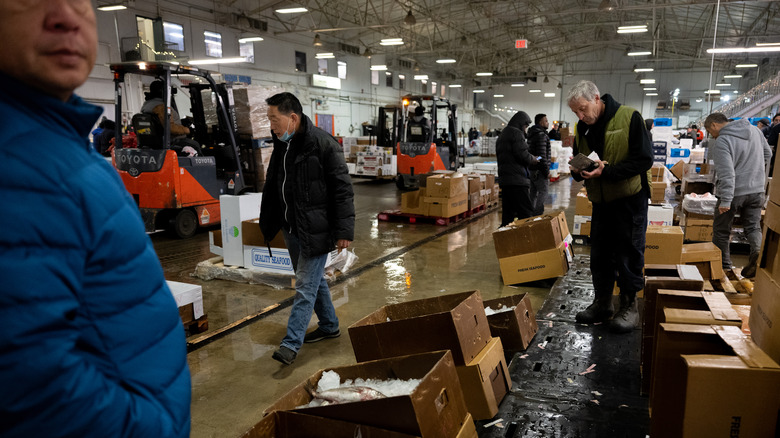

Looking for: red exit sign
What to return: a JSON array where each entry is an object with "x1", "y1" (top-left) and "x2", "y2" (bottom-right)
[{"x1": 515, "y1": 39, "x2": 528, "y2": 49}]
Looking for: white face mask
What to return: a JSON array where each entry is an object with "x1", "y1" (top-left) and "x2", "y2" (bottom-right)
[{"x1": 279, "y1": 118, "x2": 293, "y2": 142}]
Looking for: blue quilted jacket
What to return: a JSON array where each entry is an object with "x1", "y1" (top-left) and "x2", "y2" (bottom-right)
[{"x1": 0, "y1": 73, "x2": 191, "y2": 437}]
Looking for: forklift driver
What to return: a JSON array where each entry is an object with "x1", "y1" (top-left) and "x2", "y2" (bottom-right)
[
  {"x1": 406, "y1": 105, "x2": 430, "y2": 142},
  {"x1": 141, "y1": 80, "x2": 201, "y2": 155}
]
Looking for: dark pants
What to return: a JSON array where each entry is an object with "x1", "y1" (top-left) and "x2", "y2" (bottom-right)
[
  {"x1": 590, "y1": 191, "x2": 649, "y2": 300},
  {"x1": 530, "y1": 171, "x2": 549, "y2": 216},
  {"x1": 713, "y1": 192, "x2": 763, "y2": 269},
  {"x1": 501, "y1": 185, "x2": 534, "y2": 226}
]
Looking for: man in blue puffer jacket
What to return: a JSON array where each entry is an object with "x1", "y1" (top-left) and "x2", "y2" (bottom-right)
[{"x1": 0, "y1": 2, "x2": 191, "y2": 437}]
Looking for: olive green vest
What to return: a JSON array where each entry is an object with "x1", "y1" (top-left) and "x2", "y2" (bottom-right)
[{"x1": 575, "y1": 105, "x2": 650, "y2": 203}]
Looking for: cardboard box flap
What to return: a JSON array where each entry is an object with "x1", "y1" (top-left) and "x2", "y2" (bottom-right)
[
  {"x1": 385, "y1": 291, "x2": 481, "y2": 320},
  {"x1": 659, "y1": 322, "x2": 718, "y2": 335},
  {"x1": 468, "y1": 337, "x2": 506, "y2": 382},
  {"x1": 680, "y1": 242, "x2": 721, "y2": 262},
  {"x1": 677, "y1": 264, "x2": 704, "y2": 281},
  {"x1": 663, "y1": 308, "x2": 741, "y2": 326},
  {"x1": 701, "y1": 291, "x2": 740, "y2": 321},
  {"x1": 658, "y1": 289, "x2": 705, "y2": 299},
  {"x1": 714, "y1": 325, "x2": 780, "y2": 369}
]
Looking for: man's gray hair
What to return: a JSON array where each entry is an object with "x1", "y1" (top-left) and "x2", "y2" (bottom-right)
[{"x1": 567, "y1": 80, "x2": 600, "y2": 104}]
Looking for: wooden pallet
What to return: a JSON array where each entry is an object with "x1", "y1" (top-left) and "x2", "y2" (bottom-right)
[
  {"x1": 377, "y1": 204, "x2": 489, "y2": 225},
  {"x1": 183, "y1": 314, "x2": 209, "y2": 336}
]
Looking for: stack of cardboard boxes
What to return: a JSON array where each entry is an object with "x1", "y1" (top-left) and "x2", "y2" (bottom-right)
[
  {"x1": 246, "y1": 288, "x2": 541, "y2": 436},
  {"x1": 650, "y1": 164, "x2": 667, "y2": 204},
  {"x1": 572, "y1": 188, "x2": 592, "y2": 238},
  {"x1": 492, "y1": 211, "x2": 572, "y2": 285},
  {"x1": 400, "y1": 173, "x2": 495, "y2": 218}
]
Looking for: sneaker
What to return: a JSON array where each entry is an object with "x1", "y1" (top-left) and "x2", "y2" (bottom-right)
[
  {"x1": 272, "y1": 346, "x2": 297, "y2": 365},
  {"x1": 575, "y1": 298, "x2": 614, "y2": 324},
  {"x1": 609, "y1": 294, "x2": 639, "y2": 334},
  {"x1": 741, "y1": 253, "x2": 759, "y2": 278},
  {"x1": 304, "y1": 328, "x2": 341, "y2": 343}
]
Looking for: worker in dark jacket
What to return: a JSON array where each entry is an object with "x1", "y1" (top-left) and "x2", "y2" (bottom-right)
[
  {"x1": 567, "y1": 80, "x2": 653, "y2": 334},
  {"x1": 527, "y1": 113, "x2": 551, "y2": 216},
  {"x1": 0, "y1": 1, "x2": 191, "y2": 436},
  {"x1": 496, "y1": 111, "x2": 539, "y2": 226},
  {"x1": 260, "y1": 92, "x2": 355, "y2": 365}
]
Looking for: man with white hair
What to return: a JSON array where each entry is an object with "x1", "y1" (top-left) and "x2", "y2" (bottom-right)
[{"x1": 567, "y1": 80, "x2": 653, "y2": 334}]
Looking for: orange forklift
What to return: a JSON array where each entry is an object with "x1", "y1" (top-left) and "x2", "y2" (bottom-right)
[
  {"x1": 111, "y1": 62, "x2": 257, "y2": 238},
  {"x1": 395, "y1": 94, "x2": 458, "y2": 189}
]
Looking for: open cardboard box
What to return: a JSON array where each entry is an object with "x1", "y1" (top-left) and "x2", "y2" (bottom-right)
[
  {"x1": 640, "y1": 264, "x2": 704, "y2": 395},
  {"x1": 680, "y1": 242, "x2": 724, "y2": 280},
  {"x1": 455, "y1": 337, "x2": 511, "y2": 420},
  {"x1": 650, "y1": 324, "x2": 780, "y2": 438},
  {"x1": 483, "y1": 293, "x2": 538, "y2": 351},
  {"x1": 348, "y1": 291, "x2": 492, "y2": 365},
  {"x1": 239, "y1": 411, "x2": 419, "y2": 438},
  {"x1": 264, "y1": 351, "x2": 469, "y2": 438},
  {"x1": 493, "y1": 212, "x2": 565, "y2": 258}
]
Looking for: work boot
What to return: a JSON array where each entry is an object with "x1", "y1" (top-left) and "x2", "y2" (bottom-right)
[
  {"x1": 272, "y1": 346, "x2": 297, "y2": 365},
  {"x1": 575, "y1": 296, "x2": 614, "y2": 324},
  {"x1": 610, "y1": 294, "x2": 639, "y2": 334},
  {"x1": 741, "y1": 252, "x2": 759, "y2": 278}
]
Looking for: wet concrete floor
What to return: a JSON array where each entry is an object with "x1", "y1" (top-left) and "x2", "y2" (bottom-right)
[{"x1": 149, "y1": 168, "x2": 744, "y2": 438}]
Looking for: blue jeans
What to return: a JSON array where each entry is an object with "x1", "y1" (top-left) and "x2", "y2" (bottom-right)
[
  {"x1": 713, "y1": 192, "x2": 764, "y2": 269},
  {"x1": 280, "y1": 231, "x2": 339, "y2": 352}
]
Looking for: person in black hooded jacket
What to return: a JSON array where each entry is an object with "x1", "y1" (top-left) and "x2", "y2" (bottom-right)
[
  {"x1": 260, "y1": 92, "x2": 355, "y2": 365},
  {"x1": 527, "y1": 113, "x2": 551, "y2": 216},
  {"x1": 496, "y1": 111, "x2": 539, "y2": 226}
]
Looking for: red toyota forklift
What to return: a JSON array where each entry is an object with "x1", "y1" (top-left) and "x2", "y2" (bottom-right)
[
  {"x1": 396, "y1": 95, "x2": 458, "y2": 189},
  {"x1": 111, "y1": 62, "x2": 256, "y2": 238}
]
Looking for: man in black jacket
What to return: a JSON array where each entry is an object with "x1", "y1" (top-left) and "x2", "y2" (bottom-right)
[
  {"x1": 527, "y1": 114, "x2": 551, "y2": 216},
  {"x1": 260, "y1": 93, "x2": 355, "y2": 365},
  {"x1": 497, "y1": 111, "x2": 538, "y2": 226}
]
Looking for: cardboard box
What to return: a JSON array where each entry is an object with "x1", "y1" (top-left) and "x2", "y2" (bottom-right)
[
  {"x1": 455, "y1": 414, "x2": 477, "y2": 438},
  {"x1": 574, "y1": 190, "x2": 593, "y2": 216},
  {"x1": 684, "y1": 223, "x2": 713, "y2": 242},
  {"x1": 348, "y1": 291, "x2": 492, "y2": 365},
  {"x1": 167, "y1": 280, "x2": 204, "y2": 321},
  {"x1": 220, "y1": 193, "x2": 263, "y2": 267},
  {"x1": 264, "y1": 351, "x2": 469, "y2": 438},
  {"x1": 759, "y1": 200, "x2": 780, "y2": 281},
  {"x1": 424, "y1": 193, "x2": 468, "y2": 218},
  {"x1": 243, "y1": 246, "x2": 295, "y2": 275},
  {"x1": 651, "y1": 324, "x2": 780, "y2": 438},
  {"x1": 455, "y1": 337, "x2": 511, "y2": 420},
  {"x1": 645, "y1": 226, "x2": 684, "y2": 265},
  {"x1": 483, "y1": 293, "x2": 538, "y2": 351},
  {"x1": 572, "y1": 215, "x2": 591, "y2": 236},
  {"x1": 466, "y1": 176, "x2": 482, "y2": 195},
  {"x1": 468, "y1": 192, "x2": 484, "y2": 210},
  {"x1": 551, "y1": 210, "x2": 570, "y2": 240},
  {"x1": 751, "y1": 269, "x2": 780, "y2": 364},
  {"x1": 641, "y1": 265, "x2": 704, "y2": 395},
  {"x1": 401, "y1": 188, "x2": 429, "y2": 216},
  {"x1": 770, "y1": 174, "x2": 780, "y2": 206},
  {"x1": 647, "y1": 204, "x2": 674, "y2": 226},
  {"x1": 493, "y1": 213, "x2": 564, "y2": 258},
  {"x1": 682, "y1": 179, "x2": 714, "y2": 196},
  {"x1": 670, "y1": 160, "x2": 684, "y2": 180},
  {"x1": 426, "y1": 174, "x2": 468, "y2": 198},
  {"x1": 497, "y1": 241, "x2": 571, "y2": 285},
  {"x1": 651, "y1": 164, "x2": 666, "y2": 181},
  {"x1": 240, "y1": 411, "x2": 418, "y2": 438},
  {"x1": 680, "y1": 242, "x2": 724, "y2": 280}
]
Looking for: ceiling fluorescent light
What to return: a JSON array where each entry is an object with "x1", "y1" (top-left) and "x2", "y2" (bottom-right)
[
  {"x1": 436, "y1": 59, "x2": 457, "y2": 64},
  {"x1": 735, "y1": 64, "x2": 758, "y2": 68},
  {"x1": 97, "y1": 4, "x2": 127, "y2": 11},
  {"x1": 618, "y1": 25, "x2": 647, "y2": 30},
  {"x1": 239, "y1": 37, "x2": 264, "y2": 43},
  {"x1": 707, "y1": 47, "x2": 780, "y2": 54},
  {"x1": 724, "y1": 74, "x2": 742, "y2": 78},
  {"x1": 473, "y1": 89, "x2": 485, "y2": 93},
  {"x1": 544, "y1": 93, "x2": 556, "y2": 97},
  {"x1": 529, "y1": 89, "x2": 541, "y2": 93},
  {"x1": 476, "y1": 72, "x2": 493, "y2": 76},
  {"x1": 380, "y1": 39, "x2": 404, "y2": 46},
  {"x1": 449, "y1": 84, "x2": 462, "y2": 88},
  {"x1": 715, "y1": 83, "x2": 731, "y2": 87},
  {"x1": 756, "y1": 42, "x2": 780, "y2": 47},
  {"x1": 644, "y1": 87, "x2": 657, "y2": 91},
  {"x1": 370, "y1": 65, "x2": 387, "y2": 70},
  {"x1": 627, "y1": 51, "x2": 652, "y2": 56},
  {"x1": 381, "y1": 38, "x2": 403, "y2": 43},
  {"x1": 639, "y1": 79, "x2": 655, "y2": 84},
  {"x1": 646, "y1": 93, "x2": 658, "y2": 96},
  {"x1": 189, "y1": 57, "x2": 247, "y2": 65},
  {"x1": 316, "y1": 53, "x2": 335, "y2": 59},
  {"x1": 634, "y1": 68, "x2": 654, "y2": 72},
  {"x1": 705, "y1": 89, "x2": 721, "y2": 94},
  {"x1": 511, "y1": 83, "x2": 525, "y2": 87},
  {"x1": 413, "y1": 75, "x2": 428, "y2": 80},
  {"x1": 617, "y1": 26, "x2": 648, "y2": 34},
  {"x1": 276, "y1": 7, "x2": 308, "y2": 13},
  {"x1": 494, "y1": 94, "x2": 504, "y2": 97}
]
